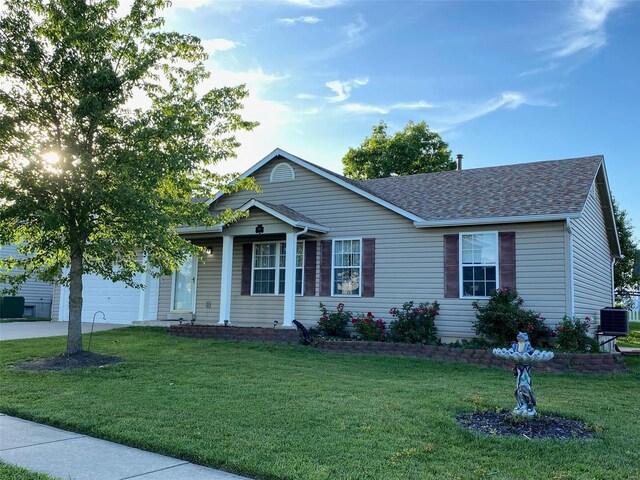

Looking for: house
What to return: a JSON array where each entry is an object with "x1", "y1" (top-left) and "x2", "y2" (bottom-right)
[
  {"x1": 1, "y1": 244, "x2": 54, "y2": 318},
  {"x1": 150, "y1": 148, "x2": 620, "y2": 340}
]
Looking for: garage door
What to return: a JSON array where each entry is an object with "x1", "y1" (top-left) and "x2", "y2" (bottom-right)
[{"x1": 58, "y1": 273, "x2": 159, "y2": 324}]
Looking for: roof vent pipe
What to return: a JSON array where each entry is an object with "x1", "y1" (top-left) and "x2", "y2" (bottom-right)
[{"x1": 456, "y1": 154, "x2": 463, "y2": 171}]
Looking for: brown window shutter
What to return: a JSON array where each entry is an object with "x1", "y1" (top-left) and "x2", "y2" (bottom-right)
[
  {"x1": 304, "y1": 240, "x2": 317, "y2": 296},
  {"x1": 362, "y1": 238, "x2": 375, "y2": 297},
  {"x1": 319, "y1": 240, "x2": 332, "y2": 296},
  {"x1": 499, "y1": 231, "x2": 516, "y2": 291},
  {"x1": 241, "y1": 243, "x2": 252, "y2": 296},
  {"x1": 443, "y1": 234, "x2": 459, "y2": 298}
]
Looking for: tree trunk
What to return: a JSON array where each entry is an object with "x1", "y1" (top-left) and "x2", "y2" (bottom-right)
[{"x1": 67, "y1": 247, "x2": 84, "y2": 355}]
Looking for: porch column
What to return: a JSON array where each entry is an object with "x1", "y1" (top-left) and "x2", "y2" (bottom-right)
[
  {"x1": 283, "y1": 231, "x2": 297, "y2": 327},
  {"x1": 219, "y1": 235, "x2": 233, "y2": 324}
]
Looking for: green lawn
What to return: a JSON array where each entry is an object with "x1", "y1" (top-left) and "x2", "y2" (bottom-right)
[
  {"x1": 618, "y1": 321, "x2": 640, "y2": 348},
  {"x1": 0, "y1": 462, "x2": 57, "y2": 480},
  {"x1": 1, "y1": 328, "x2": 639, "y2": 480}
]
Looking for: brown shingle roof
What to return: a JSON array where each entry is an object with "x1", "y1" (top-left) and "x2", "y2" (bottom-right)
[
  {"x1": 258, "y1": 201, "x2": 325, "y2": 227},
  {"x1": 357, "y1": 156, "x2": 603, "y2": 221}
]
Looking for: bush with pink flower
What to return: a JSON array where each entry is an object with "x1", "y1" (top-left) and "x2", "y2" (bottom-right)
[
  {"x1": 318, "y1": 302, "x2": 351, "y2": 337},
  {"x1": 555, "y1": 315, "x2": 600, "y2": 352},
  {"x1": 388, "y1": 301, "x2": 439, "y2": 344},
  {"x1": 351, "y1": 312, "x2": 386, "y2": 341}
]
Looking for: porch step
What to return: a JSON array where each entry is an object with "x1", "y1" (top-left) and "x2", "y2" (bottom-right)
[{"x1": 168, "y1": 324, "x2": 300, "y2": 343}]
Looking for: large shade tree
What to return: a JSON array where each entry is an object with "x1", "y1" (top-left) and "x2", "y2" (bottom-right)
[
  {"x1": 342, "y1": 120, "x2": 455, "y2": 180},
  {"x1": 0, "y1": 0, "x2": 256, "y2": 354},
  {"x1": 612, "y1": 198, "x2": 639, "y2": 305}
]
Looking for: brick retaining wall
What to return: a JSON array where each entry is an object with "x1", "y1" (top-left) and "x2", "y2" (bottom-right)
[{"x1": 168, "y1": 325, "x2": 628, "y2": 375}]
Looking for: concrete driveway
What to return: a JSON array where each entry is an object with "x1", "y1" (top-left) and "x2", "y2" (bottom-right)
[{"x1": 0, "y1": 321, "x2": 127, "y2": 341}]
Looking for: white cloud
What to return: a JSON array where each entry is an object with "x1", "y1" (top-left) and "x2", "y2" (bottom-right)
[
  {"x1": 281, "y1": 0, "x2": 344, "y2": 7},
  {"x1": 343, "y1": 14, "x2": 367, "y2": 38},
  {"x1": 200, "y1": 38, "x2": 238, "y2": 57},
  {"x1": 277, "y1": 16, "x2": 321, "y2": 26},
  {"x1": 325, "y1": 77, "x2": 368, "y2": 102},
  {"x1": 547, "y1": 0, "x2": 622, "y2": 58},
  {"x1": 296, "y1": 93, "x2": 318, "y2": 100},
  {"x1": 340, "y1": 100, "x2": 434, "y2": 115}
]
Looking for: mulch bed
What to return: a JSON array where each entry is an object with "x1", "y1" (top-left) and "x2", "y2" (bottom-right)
[
  {"x1": 16, "y1": 351, "x2": 122, "y2": 372},
  {"x1": 456, "y1": 410, "x2": 595, "y2": 440}
]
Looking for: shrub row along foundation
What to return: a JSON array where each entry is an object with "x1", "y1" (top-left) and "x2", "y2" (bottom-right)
[{"x1": 168, "y1": 325, "x2": 628, "y2": 375}]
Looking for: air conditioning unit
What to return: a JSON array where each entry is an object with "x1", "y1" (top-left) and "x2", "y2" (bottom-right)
[{"x1": 599, "y1": 308, "x2": 628, "y2": 336}]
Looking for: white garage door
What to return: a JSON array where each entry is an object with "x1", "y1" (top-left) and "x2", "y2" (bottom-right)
[{"x1": 58, "y1": 273, "x2": 159, "y2": 324}]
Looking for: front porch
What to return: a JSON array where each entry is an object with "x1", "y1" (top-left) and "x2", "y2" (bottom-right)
[{"x1": 168, "y1": 199, "x2": 328, "y2": 328}]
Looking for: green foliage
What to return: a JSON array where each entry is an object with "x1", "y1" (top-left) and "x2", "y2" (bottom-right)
[
  {"x1": 318, "y1": 302, "x2": 351, "y2": 337},
  {"x1": 612, "y1": 198, "x2": 640, "y2": 305},
  {"x1": 472, "y1": 288, "x2": 550, "y2": 347},
  {"x1": 341, "y1": 120, "x2": 455, "y2": 180},
  {"x1": 351, "y1": 311, "x2": 386, "y2": 341},
  {"x1": 0, "y1": 462, "x2": 57, "y2": 480},
  {"x1": 388, "y1": 301, "x2": 439, "y2": 344},
  {"x1": 618, "y1": 321, "x2": 640, "y2": 348},
  {"x1": 555, "y1": 316, "x2": 600, "y2": 353},
  {"x1": 0, "y1": 0, "x2": 257, "y2": 352}
]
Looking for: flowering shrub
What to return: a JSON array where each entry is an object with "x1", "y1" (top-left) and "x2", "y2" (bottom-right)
[
  {"x1": 555, "y1": 316, "x2": 600, "y2": 352},
  {"x1": 472, "y1": 288, "x2": 550, "y2": 347},
  {"x1": 352, "y1": 312, "x2": 386, "y2": 341},
  {"x1": 318, "y1": 302, "x2": 351, "y2": 337},
  {"x1": 388, "y1": 301, "x2": 439, "y2": 344}
]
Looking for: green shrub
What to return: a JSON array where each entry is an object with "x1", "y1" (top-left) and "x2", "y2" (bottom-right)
[
  {"x1": 472, "y1": 288, "x2": 550, "y2": 347},
  {"x1": 389, "y1": 301, "x2": 439, "y2": 344},
  {"x1": 318, "y1": 302, "x2": 351, "y2": 337},
  {"x1": 555, "y1": 316, "x2": 600, "y2": 352},
  {"x1": 351, "y1": 312, "x2": 386, "y2": 341}
]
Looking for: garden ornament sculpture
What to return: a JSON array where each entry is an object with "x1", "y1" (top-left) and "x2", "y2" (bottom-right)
[{"x1": 492, "y1": 332, "x2": 554, "y2": 416}]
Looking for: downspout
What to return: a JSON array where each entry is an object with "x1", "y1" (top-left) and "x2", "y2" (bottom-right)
[
  {"x1": 565, "y1": 218, "x2": 575, "y2": 316},
  {"x1": 611, "y1": 257, "x2": 616, "y2": 306}
]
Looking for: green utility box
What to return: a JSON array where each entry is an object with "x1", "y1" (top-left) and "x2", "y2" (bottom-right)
[{"x1": 0, "y1": 296, "x2": 25, "y2": 318}]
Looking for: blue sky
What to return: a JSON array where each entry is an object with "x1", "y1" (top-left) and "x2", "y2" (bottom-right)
[{"x1": 160, "y1": 0, "x2": 639, "y2": 238}]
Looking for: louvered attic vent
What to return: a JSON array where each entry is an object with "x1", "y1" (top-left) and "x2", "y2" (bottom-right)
[{"x1": 270, "y1": 163, "x2": 295, "y2": 182}]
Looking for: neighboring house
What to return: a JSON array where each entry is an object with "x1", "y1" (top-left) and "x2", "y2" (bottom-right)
[
  {"x1": 0, "y1": 244, "x2": 54, "y2": 318},
  {"x1": 153, "y1": 148, "x2": 620, "y2": 340}
]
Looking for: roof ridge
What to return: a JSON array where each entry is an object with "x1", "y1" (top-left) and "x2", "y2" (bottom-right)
[{"x1": 361, "y1": 155, "x2": 604, "y2": 184}]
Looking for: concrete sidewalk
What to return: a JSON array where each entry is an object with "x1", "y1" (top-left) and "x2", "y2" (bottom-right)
[
  {"x1": 0, "y1": 415, "x2": 250, "y2": 480},
  {"x1": 0, "y1": 321, "x2": 126, "y2": 341}
]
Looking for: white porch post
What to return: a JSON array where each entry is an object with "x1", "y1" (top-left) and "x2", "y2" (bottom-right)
[
  {"x1": 283, "y1": 231, "x2": 297, "y2": 327},
  {"x1": 219, "y1": 235, "x2": 234, "y2": 324}
]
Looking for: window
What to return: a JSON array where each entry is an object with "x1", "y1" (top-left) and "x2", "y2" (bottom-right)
[
  {"x1": 332, "y1": 239, "x2": 361, "y2": 296},
  {"x1": 252, "y1": 242, "x2": 303, "y2": 295},
  {"x1": 460, "y1": 233, "x2": 498, "y2": 298},
  {"x1": 172, "y1": 255, "x2": 196, "y2": 312}
]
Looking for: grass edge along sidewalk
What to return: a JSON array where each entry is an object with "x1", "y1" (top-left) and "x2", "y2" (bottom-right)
[{"x1": 1, "y1": 327, "x2": 639, "y2": 480}]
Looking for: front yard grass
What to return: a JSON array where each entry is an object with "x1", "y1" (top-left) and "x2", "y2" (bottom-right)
[
  {"x1": 1, "y1": 328, "x2": 639, "y2": 480},
  {"x1": 618, "y1": 321, "x2": 640, "y2": 348},
  {"x1": 0, "y1": 462, "x2": 57, "y2": 480}
]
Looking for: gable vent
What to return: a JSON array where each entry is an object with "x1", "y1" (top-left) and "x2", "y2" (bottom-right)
[{"x1": 270, "y1": 163, "x2": 295, "y2": 183}]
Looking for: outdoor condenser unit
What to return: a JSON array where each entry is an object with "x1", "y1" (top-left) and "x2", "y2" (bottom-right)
[{"x1": 599, "y1": 308, "x2": 629, "y2": 336}]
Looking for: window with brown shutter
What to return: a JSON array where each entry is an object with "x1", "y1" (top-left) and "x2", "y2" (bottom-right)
[
  {"x1": 304, "y1": 240, "x2": 317, "y2": 296},
  {"x1": 499, "y1": 231, "x2": 516, "y2": 291},
  {"x1": 443, "y1": 234, "x2": 459, "y2": 298},
  {"x1": 319, "y1": 240, "x2": 332, "y2": 296},
  {"x1": 241, "y1": 243, "x2": 252, "y2": 295},
  {"x1": 362, "y1": 238, "x2": 375, "y2": 297}
]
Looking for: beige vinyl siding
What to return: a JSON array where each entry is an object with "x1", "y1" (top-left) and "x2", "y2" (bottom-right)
[
  {"x1": 1, "y1": 244, "x2": 54, "y2": 318},
  {"x1": 154, "y1": 160, "x2": 571, "y2": 339},
  {"x1": 571, "y1": 182, "x2": 613, "y2": 319}
]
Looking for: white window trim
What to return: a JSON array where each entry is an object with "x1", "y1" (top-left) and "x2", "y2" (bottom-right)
[
  {"x1": 331, "y1": 237, "x2": 363, "y2": 297},
  {"x1": 170, "y1": 255, "x2": 198, "y2": 313},
  {"x1": 250, "y1": 241, "x2": 304, "y2": 296},
  {"x1": 459, "y1": 232, "x2": 499, "y2": 300}
]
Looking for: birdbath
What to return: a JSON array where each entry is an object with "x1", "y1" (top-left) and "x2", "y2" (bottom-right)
[{"x1": 492, "y1": 332, "x2": 554, "y2": 416}]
